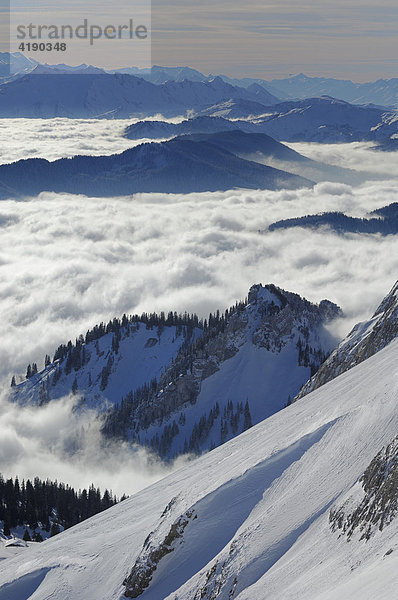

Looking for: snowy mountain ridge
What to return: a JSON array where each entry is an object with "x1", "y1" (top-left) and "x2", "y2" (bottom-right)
[
  {"x1": 11, "y1": 284, "x2": 341, "y2": 459},
  {"x1": 3, "y1": 54, "x2": 398, "y2": 108},
  {"x1": 296, "y1": 279, "x2": 398, "y2": 399},
  {"x1": 0, "y1": 71, "x2": 280, "y2": 118},
  {"x1": 124, "y1": 103, "x2": 397, "y2": 146}
]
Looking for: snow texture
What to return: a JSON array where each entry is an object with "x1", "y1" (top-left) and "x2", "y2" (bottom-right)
[{"x1": 0, "y1": 334, "x2": 397, "y2": 599}]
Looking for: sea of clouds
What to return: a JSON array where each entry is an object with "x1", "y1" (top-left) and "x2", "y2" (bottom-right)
[
  {"x1": 0, "y1": 116, "x2": 181, "y2": 164},
  {"x1": 0, "y1": 119, "x2": 397, "y2": 494}
]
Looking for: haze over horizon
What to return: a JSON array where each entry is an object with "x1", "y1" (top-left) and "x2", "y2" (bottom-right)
[{"x1": 1, "y1": 0, "x2": 398, "y2": 81}]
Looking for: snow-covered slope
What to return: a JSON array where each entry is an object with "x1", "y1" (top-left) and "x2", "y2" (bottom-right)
[
  {"x1": 297, "y1": 279, "x2": 398, "y2": 399},
  {"x1": 250, "y1": 97, "x2": 395, "y2": 142},
  {"x1": 197, "y1": 97, "x2": 397, "y2": 143},
  {"x1": 12, "y1": 319, "x2": 201, "y2": 410},
  {"x1": 0, "y1": 333, "x2": 397, "y2": 599},
  {"x1": 12, "y1": 284, "x2": 340, "y2": 459}
]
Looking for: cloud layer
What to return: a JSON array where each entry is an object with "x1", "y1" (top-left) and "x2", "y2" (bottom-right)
[
  {"x1": 0, "y1": 117, "x2": 181, "y2": 165},
  {"x1": 0, "y1": 126, "x2": 397, "y2": 495},
  {"x1": 288, "y1": 141, "x2": 398, "y2": 178},
  {"x1": 0, "y1": 392, "x2": 183, "y2": 495},
  {"x1": 1, "y1": 179, "x2": 397, "y2": 385}
]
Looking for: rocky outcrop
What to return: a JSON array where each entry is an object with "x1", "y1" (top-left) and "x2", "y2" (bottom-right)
[
  {"x1": 296, "y1": 280, "x2": 398, "y2": 400},
  {"x1": 124, "y1": 502, "x2": 196, "y2": 598},
  {"x1": 330, "y1": 436, "x2": 398, "y2": 541},
  {"x1": 128, "y1": 284, "x2": 340, "y2": 437},
  {"x1": 102, "y1": 283, "x2": 341, "y2": 457}
]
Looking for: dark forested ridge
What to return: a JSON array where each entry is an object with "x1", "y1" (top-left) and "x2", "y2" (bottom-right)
[
  {"x1": 0, "y1": 474, "x2": 121, "y2": 541},
  {"x1": 268, "y1": 203, "x2": 398, "y2": 235},
  {"x1": 0, "y1": 137, "x2": 312, "y2": 199}
]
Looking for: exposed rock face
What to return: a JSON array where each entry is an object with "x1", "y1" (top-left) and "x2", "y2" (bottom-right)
[
  {"x1": 296, "y1": 280, "x2": 398, "y2": 400},
  {"x1": 124, "y1": 500, "x2": 196, "y2": 598},
  {"x1": 154, "y1": 283, "x2": 341, "y2": 414},
  {"x1": 330, "y1": 437, "x2": 398, "y2": 541}
]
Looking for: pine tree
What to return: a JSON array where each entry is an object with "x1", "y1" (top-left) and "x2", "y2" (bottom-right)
[
  {"x1": 3, "y1": 518, "x2": 10, "y2": 537},
  {"x1": 50, "y1": 522, "x2": 60, "y2": 537},
  {"x1": 243, "y1": 400, "x2": 253, "y2": 431},
  {"x1": 23, "y1": 528, "x2": 32, "y2": 542},
  {"x1": 10, "y1": 376, "x2": 16, "y2": 387}
]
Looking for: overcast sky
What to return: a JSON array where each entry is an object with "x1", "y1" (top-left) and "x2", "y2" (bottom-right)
[{"x1": 1, "y1": 0, "x2": 398, "y2": 80}]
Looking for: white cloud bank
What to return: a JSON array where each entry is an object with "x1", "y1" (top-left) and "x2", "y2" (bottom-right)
[
  {"x1": 0, "y1": 117, "x2": 182, "y2": 165},
  {"x1": 0, "y1": 392, "x2": 184, "y2": 495},
  {"x1": 0, "y1": 179, "x2": 397, "y2": 386},
  {"x1": 288, "y1": 141, "x2": 398, "y2": 177},
  {"x1": 0, "y1": 128, "x2": 397, "y2": 495}
]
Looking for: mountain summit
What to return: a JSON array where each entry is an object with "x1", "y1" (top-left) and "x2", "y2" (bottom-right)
[{"x1": 12, "y1": 284, "x2": 341, "y2": 459}]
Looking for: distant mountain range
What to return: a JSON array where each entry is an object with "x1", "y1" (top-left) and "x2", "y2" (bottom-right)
[
  {"x1": 217, "y1": 97, "x2": 393, "y2": 143},
  {"x1": 0, "y1": 132, "x2": 313, "y2": 198},
  {"x1": 0, "y1": 68, "x2": 279, "y2": 118},
  {"x1": 110, "y1": 64, "x2": 398, "y2": 108},
  {"x1": 124, "y1": 99, "x2": 397, "y2": 145},
  {"x1": 0, "y1": 54, "x2": 397, "y2": 131}
]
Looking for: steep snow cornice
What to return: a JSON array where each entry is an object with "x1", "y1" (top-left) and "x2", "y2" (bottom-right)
[{"x1": 296, "y1": 280, "x2": 398, "y2": 400}]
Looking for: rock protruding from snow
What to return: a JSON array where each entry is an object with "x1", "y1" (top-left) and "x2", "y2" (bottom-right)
[
  {"x1": 124, "y1": 500, "x2": 196, "y2": 598},
  {"x1": 330, "y1": 436, "x2": 398, "y2": 541},
  {"x1": 296, "y1": 280, "x2": 398, "y2": 400}
]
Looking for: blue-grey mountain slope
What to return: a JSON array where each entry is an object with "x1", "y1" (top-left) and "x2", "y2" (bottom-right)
[
  {"x1": 0, "y1": 137, "x2": 313, "y2": 199},
  {"x1": 0, "y1": 71, "x2": 279, "y2": 118}
]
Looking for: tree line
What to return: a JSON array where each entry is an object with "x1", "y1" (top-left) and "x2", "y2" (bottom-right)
[{"x1": 0, "y1": 474, "x2": 123, "y2": 540}]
